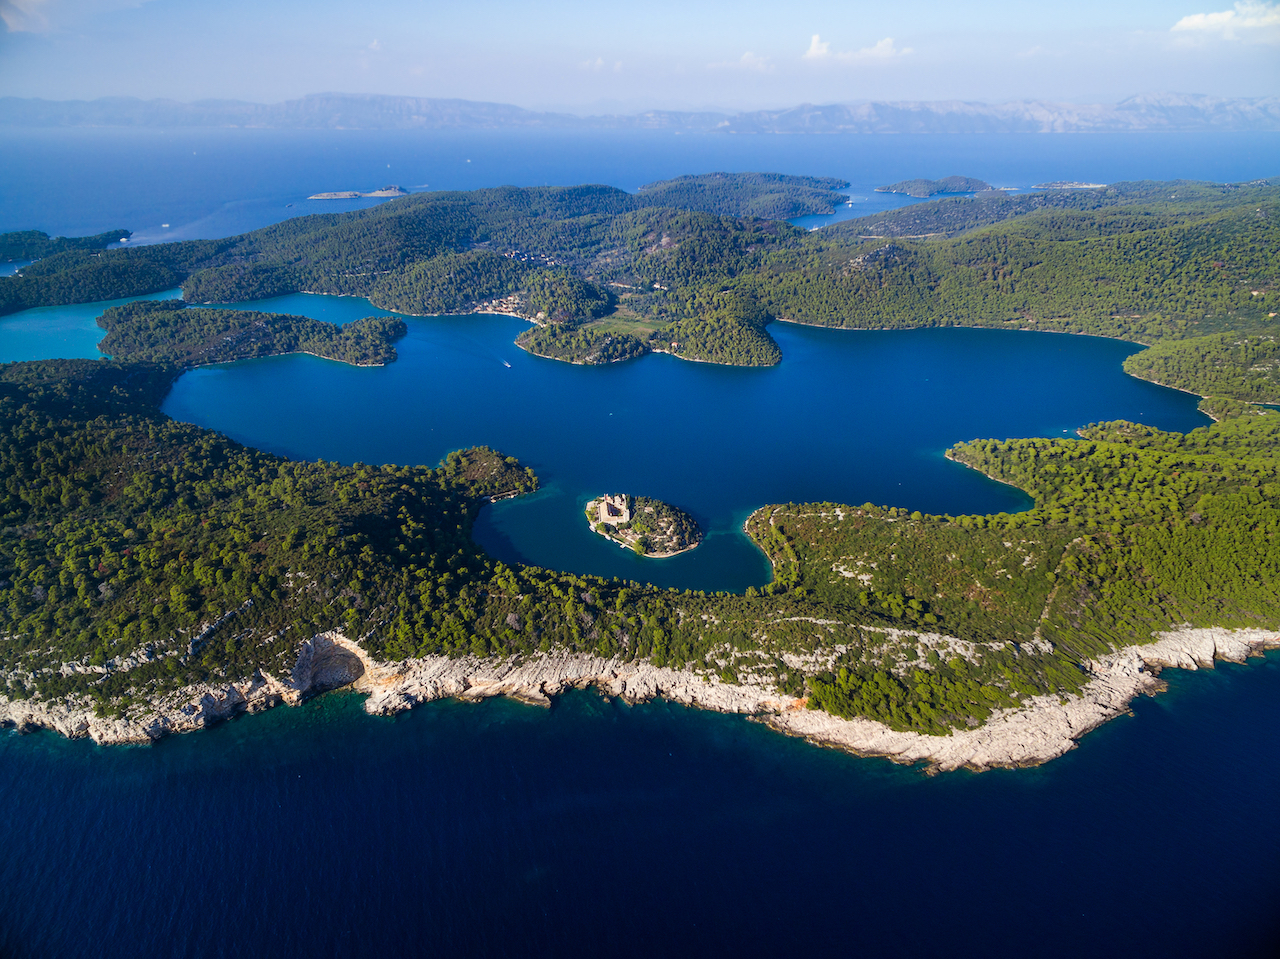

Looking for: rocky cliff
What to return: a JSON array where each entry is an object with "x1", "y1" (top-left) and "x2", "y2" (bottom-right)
[{"x1": 2, "y1": 626, "x2": 1275, "y2": 772}]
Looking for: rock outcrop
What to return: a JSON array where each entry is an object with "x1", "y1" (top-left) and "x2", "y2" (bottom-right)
[{"x1": 1, "y1": 627, "x2": 1276, "y2": 772}]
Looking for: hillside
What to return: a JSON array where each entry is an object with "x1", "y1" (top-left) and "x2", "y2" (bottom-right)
[
  {"x1": 638, "y1": 172, "x2": 850, "y2": 219},
  {"x1": 1, "y1": 173, "x2": 1279, "y2": 754},
  {"x1": 3, "y1": 175, "x2": 1279, "y2": 387}
]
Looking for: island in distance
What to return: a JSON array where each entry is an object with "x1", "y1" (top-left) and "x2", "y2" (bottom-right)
[
  {"x1": 308, "y1": 184, "x2": 409, "y2": 200},
  {"x1": 586, "y1": 494, "x2": 702, "y2": 557},
  {"x1": 876, "y1": 175, "x2": 994, "y2": 197},
  {"x1": 1031, "y1": 180, "x2": 1109, "y2": 189}
]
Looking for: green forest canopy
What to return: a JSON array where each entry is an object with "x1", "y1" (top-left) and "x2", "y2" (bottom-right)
[
  {"x1": 2, "y1": 174, "x2": 1276, "y2": 382},
  {"x1": 1, "y1": 228, "x2": 131, "y2": 263},
  {"x1": 636, "y1": 172, "x2": 850, "y2": 219},
  {"x1": 2, "y1": 354, "x2": 1274, "y2": 735},
  {"x1": 98, "y1": 299, "x2": 407, "y2": 368},
  {"x1": 1, "y1": 173, "x2": 1278, "y2": 737}
]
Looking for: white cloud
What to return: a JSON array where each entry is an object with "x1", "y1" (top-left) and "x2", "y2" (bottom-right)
[
  {"x1": 709, "y1": 51, "x2": 774, "y2": 73},
  {"x1": 1172, "y1": 1, "x2": 1280, "y2": 41},
  {"x1": 367, "y1": 39, "x2": 381, "y2": 53},
  {"x1": 1, "y1": 0, "x2": 49, "y2": 30},
  {"x1": 852, "y1": 37, "x2": 911, "y2": 60},
  {"x1": 803, "y1": 34, "x2": 831, "y2": 60},
  {"x1": 1, "y1": 0, "x2": 155, "y2": 32},
  {"x1": 578, "y1": 57, "x2": 621, "y2": 72},
  {"x1": 802, "y1": 33, "x2": 911, "y2": 63}
]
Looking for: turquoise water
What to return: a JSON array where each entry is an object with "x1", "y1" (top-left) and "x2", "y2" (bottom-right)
[{"x1": 0, "y1": 288, "x2": 182, "y2": 364}]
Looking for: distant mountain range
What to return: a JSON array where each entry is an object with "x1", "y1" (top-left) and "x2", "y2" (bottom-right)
[{"x1": 2, "y1": 92, "x2": 1278, "y2": 133}]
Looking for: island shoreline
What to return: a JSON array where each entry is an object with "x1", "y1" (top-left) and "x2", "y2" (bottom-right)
[{"x1": 584, "y1": 494, "x2": 703, "y2": 557}]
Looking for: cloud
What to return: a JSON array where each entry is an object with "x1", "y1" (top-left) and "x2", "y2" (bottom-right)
[
  {"x1": 367, "y1": 39, "x2": 381, "y2": 53},
  {"x1": 709, "y1": 51, "x2": 774, "y2": 73},
  {"x1": 2, "y1": 0, "x2": 155, "y2": 33},
  {"x1": 803, "y1": 34, "x2": 831, "y2": 60},
  {"x1": 803, "y1": 33, "x2": 912, "y2": 63},
  {"x1": 1, "y1": 0, "x2": 49, "y2": 30},
  {"x1": 852, "y1": 37, "x2": 911, "y2": 60},
  {"x1": 1172, "y1": 1, "x2": 1280, "y2": 41}
]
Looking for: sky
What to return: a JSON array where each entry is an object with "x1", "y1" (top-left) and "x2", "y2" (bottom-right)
[{"x1": 0, "y1": 0, "x2": 1277, "y2": 112}]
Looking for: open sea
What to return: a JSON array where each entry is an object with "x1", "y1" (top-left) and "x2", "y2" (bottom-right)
[{"x1": 1, "y1": 127, "x2": 1278, "y2": 957}]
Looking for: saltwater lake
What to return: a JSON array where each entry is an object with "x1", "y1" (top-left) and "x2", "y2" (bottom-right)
[
  {"x1": 0, "y1": 288, "x2": 1208, "y2": 592},
  {"x1": 164, "y1": 296, "x2": 1210, "y2": 591},
  {"x1": 1, "y1": 128, "x2": 1278, "y2": 957}
]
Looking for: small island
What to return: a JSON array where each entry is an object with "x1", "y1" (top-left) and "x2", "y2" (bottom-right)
[
  {"x1": 875, "y1": 176, "x2": 993, "y2": 197},
  {"x1": 1031, "y1": 181, "x2": 1108, "y2": 190},
  {"x1": 586, "y1": 494, "x2": 702, "y2": 557},
  {"x1": 308, "y1": 185, "x2": 409, "y2": 200}
]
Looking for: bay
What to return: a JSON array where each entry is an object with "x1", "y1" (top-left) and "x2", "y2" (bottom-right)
[{"x1": 0, "y1": 288, "x2": 183, "y2": 365}]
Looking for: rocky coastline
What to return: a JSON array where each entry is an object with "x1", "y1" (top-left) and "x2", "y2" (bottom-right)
[
  {"x1": 307, "y1": 185, "x2": 408, "y2": 200},
  {"x1": 2, "y1": 626, "x2": 1275, "y2": 772}
]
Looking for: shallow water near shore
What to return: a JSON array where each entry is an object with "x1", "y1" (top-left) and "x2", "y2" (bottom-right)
[
  {"x1": 1, "y1": 650, "x2": 1278, "y2": 959},
  {"x1": 0, "y1": 288, "x2": 182, "y2": 364}
]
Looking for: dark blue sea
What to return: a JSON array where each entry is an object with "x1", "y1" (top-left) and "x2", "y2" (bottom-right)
[{"x1": 1, "y1": 129, "x2": 1278, "y2": 957}]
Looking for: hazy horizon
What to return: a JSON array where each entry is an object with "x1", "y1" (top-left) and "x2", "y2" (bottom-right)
[
  {"x1": 1, "y1": 1, "x2": 1276, "y2": 113},
  {"x1": 6, "y1": 89, "x2": 1280, "y2": 118}
]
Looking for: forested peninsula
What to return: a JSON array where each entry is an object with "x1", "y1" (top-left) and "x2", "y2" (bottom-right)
[
  {"x1": 1, "y1": 229, "x2": 131, "y2": 263},
  {"x1": 98, "y1": 300, "x2": 407, "y2": 368},
  {"x1": 635, "y1": 172, "x2": 849, "y2": 219},
  {"x1": 0, "y1": 173, "x2": 1277, "y2": 770}
]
